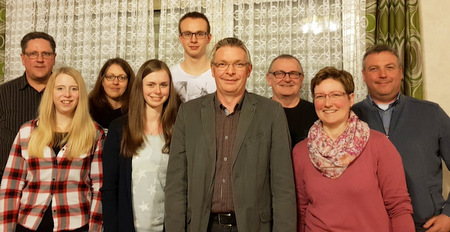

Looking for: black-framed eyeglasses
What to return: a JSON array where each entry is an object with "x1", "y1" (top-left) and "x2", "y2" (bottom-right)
[
  {"x1": 212, "y1": 62, "x2": 249, "y2": 71},
  {"x1": 269, "y1": 70, "x2": 303, "y2": 79},
  {"x1": 103, "y1": 75, "x2": 128, "y2": 82},
  {"x1": 23, "y1": 52, "x2": 55, "y2": 59},
  {"x1": 180, "y1": 31, "x2": 209, "y2": 39}
]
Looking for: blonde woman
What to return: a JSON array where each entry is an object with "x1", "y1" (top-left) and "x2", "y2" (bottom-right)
[{"x1": 0, "y1": 67, "x2": 104, "y2": 232}]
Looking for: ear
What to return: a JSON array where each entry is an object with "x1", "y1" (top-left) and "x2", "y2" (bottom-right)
[
  {"x1": 266, "y1": 73, "x2": 273, "y2": 86},
  {"x1": 246, "y1": 64, "x2": 253, "y2": 78},
  {"x1": 349, "y1": 93, "x2": 355, "y2": 106},
  {"x1": 21, "y1": 53, "x2": 26, "y2": 66},
  {"x1": 207, "y1": 33, "x2": 212, "y2": 44}
]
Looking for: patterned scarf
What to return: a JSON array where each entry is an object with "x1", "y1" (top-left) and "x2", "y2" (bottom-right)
[{"x1": 307, "y1": 111, "x2": 370, "y2": 179}]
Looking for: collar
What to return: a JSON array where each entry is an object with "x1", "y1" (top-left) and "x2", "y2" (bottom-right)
[
  {"x1": 214, "y1": 91, "x2": 246, "y2": 115},
  {"x1": 368, "y1": 93, "x2": 401, "y2": 111}
]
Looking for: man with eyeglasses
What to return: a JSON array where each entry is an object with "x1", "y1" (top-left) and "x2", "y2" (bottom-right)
[
  {"x1": 0, "y1": 32, "x2": 56, "y2": 178},
  {"x1": 170, "y1": 11, "x2": 216, "y2": 102},
  {"x1": 266, "y1": 54, "x2": 317, "y2": 148},
  {"x1": 353, "y1": 44, "x2": 450, "y2": 231},
  {"x1": 165, "y1": 38, "x2": 296, "y2": 232}
]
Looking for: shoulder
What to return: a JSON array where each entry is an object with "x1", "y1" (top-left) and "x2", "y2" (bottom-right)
[
  {"x1": 402, "y1": 95, "x2": 442, "y2": 111},
  {"x1": 0, "y1": 75, "x2": 26, "y2": 93}
]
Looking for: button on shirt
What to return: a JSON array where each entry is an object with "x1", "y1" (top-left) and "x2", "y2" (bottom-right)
[
  {"x1": 0, "y1": 119, "x2": 104, "y2": 232},
  {"x1": 211, "y1": 95, "x2": 243, "y2": 213}
]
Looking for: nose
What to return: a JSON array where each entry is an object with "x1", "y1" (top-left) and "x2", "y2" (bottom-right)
[
  {"x1": 379, "y1": 68, "x2": 387, "y2": 78},
  {"x1": 112, "y1": 78, "x2": 120, "y2": 84},
  {"x1": 324, "y1": 95, "x2": 333, "y2": 106},
  {"x1": 154, "y1": 85, "x2": 161, "y2": 94},
  {"x1": 36, "y1": 54, "x2": 45, "y2": 62},
  {"x1": 64, "y1": 89, "x2": 71, "y2": 97},
  {"x1": 225, "y1": 64, "x2": 236, "y2": 74},
  {"x1": 190, "y1": 34, "x2": 198, "y2": 42}
]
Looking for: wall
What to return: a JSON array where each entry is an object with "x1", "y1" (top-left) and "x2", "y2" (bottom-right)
[{"x1": 420, "y1": 0, "x2": 450, "y2": 197}]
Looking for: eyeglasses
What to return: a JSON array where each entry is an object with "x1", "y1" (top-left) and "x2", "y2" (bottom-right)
[
  {"x1": 212, "y1": 62, "x2": 249, "y2": 71},
  {"x1": 24, "y1": 52, "x2": 55, "y2": 59},
  {"x1": 313, "y1": 91, "x2": 347, "y2": 102},
  {"x1": 180, "y1": 31, "x2": 209, "y2": 39},
  {"x1": 269, "y1": 70, "x2": 303, "y2": 79},
  {"x1": 103, "y1": 75, "x2": 128, "y2": 82}
]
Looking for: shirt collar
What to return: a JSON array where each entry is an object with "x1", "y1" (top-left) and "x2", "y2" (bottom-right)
[
  {"x1": 368, "y1": 93, "x2": 401, "y2": 111},
  {"x1": 214, "y1": 91, "x2": 246, "y2": 115}
]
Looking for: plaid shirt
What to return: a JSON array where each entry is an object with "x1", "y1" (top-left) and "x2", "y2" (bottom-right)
[{"x1": 0, "y1": 119, "x2": 104, "y2": 232}]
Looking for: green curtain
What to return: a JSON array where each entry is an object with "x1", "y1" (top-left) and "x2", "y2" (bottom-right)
[
  {"x1": 366, "y1": 0, "x2": 423, "y2": 99},
  {"x1": 0, "y1": 0, "x2": 5, "y2": 83}
]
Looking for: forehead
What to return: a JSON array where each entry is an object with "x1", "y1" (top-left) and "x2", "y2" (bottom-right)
[
  {"x1": 180, "y1": 18, "x2": 208, "y2": 31},
  {"x1": 365, "y1": 51, "x2": 399, "y2": 66},
  {"x1": 271, "y1": 58, "x2": 301, "y2": 71},
  {"x1": 214, "y1": 46, "x2": 247, "y2": 62},
  {"x1": 143, "y1": 69, "x2": 170, "y2": 82},
  {"x1": 55, "y1": 73, "x2": 77, "y2": 85},
  {"x1": 315, "y1": 78, "x2": 345, "y2": 92},
  {"x1": 106, "y1": 64, "x2": 126, "y2": 74},
  {"x1": 25, "y1": 38, "x2": 53, "y2": 52}
]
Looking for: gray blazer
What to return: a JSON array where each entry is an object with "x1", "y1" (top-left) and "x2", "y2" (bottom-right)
[{"x1": 165, "y1": 92, "x2": 297, "y2": 232}]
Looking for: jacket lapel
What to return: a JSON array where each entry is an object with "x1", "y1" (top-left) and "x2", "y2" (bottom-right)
[
  {"x1": 201, "y1": 95, "x2": 217, "y2": 161},
  {"x1": 232, "y1": 92, "x2": 256, "y2": 165}
]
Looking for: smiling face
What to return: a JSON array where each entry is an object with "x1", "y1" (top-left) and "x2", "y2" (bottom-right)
[
  {"x1": 142, "y1": 69, "x2": 170, "y2": 110},
  {"x1": 211, "y1": 46, "x2": 252, "y2": 99},
  {"x1": 53, "y1": 73, "x2": 79, "y2": 118},
  {"x1": 266, "y1": 57, "x2": 304, "y2": 101},
  {"x1": 101, "y1": 64, "x2": 129, "y2": 106},
  {"x1": 21, "y1": 38, "x2": 56, "y2": 83},
  {"x1": 179, "y1": 17, "x2": 212, "y2": 59},
  {"x1": 362, "y1": 51, "x2": 403, "y2": 104},
  {"x1": 314, "y1": 78, "x2": 354, "y2": 131}
]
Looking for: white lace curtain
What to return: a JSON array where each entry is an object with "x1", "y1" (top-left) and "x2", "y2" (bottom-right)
[
  {"x1": 5, "y1": 0, "x2": 155, "y2": 90},
  {"x1": 5, "y1": 0, "x2": 367, "y2": 101}
]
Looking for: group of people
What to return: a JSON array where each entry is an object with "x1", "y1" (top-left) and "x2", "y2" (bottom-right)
[{"x1": 0, "y1": 11, "x2": 448, "y2": 232}]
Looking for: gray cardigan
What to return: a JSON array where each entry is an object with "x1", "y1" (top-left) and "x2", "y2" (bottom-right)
[{"x1": 353, "y1": 94, "x2": 450, "y2": 227}]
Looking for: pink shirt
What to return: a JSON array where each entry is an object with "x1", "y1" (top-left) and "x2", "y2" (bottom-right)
[{"x1": 293, "y1": 129, "x2": 414, "y2": 232}]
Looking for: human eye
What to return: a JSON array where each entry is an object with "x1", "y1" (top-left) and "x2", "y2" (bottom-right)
[
  {"x1": 161, "y1": 82, "x2": 169, "y2": 87},
  {"x1": 235, "y1": 63, "x2": 246, "y2": 68},
  {"x1": 314, "y1": 94, "x2": 325, "y2": 100},
  {"x1": 288, "y1": 71, "x2": 301, "y2": 78},
  {"x1": 330, "y1": 92, "x2": 343, "y2": 98},
  {"x1": 118, "y1": 75, "x2": 128, "y2": 81},
  {"x1": 386, "y1": 65, "x2": 396, "y2": 71},
  {"x1": 197, "y1": 32, "x2": 207, "y2": 37},
  {"x1": 273, "y1": 71, "x2": 286, "y2": 78},
  {"x1": 55, "y1": 86, "x2": 64, "y2": 91},
  {"x1": 42, "y1": 52, "x2": 53, "y2": 58},
  {"x1": 182, "y1": 32, "x2": 192, "y2": 37},
  {"x1": 71, "y1": 86, "x2": 79, "y2": 91},
  {"x1": 216, "y1": 63, "x2": 226, "y2": 69},
  {"x1": 368, "y1": 66, "x2": 379, "y2": 72}
]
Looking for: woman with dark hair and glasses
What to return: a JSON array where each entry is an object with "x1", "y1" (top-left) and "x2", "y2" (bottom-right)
[
  {"x1": 293, "y1": 67, "x2": 414, "y2": 231},
  {"x1": 89, "y1": 58, "x2": 135, "y2": 130}
]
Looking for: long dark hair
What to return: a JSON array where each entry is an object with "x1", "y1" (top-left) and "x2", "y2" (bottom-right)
[
  {"x1": 121, "y1": 59, "x2": 181, "y2": 157},
  {"x1": 88, "y1": 58, "x2": 135, "y2": 113}
]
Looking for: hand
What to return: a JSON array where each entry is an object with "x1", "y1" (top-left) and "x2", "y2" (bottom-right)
[{"x1": 423, "y1": 214, "x2": 450, "y2": 232}]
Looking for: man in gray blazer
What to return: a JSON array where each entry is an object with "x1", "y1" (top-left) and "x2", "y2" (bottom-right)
[{"x1": 165, "y1": 37, "x2": 297, "y2": 232}]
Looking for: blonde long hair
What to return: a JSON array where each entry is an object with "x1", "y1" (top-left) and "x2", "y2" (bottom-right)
[{"x1": 28, "y1": 67, "x2": 97, "y2": 158}]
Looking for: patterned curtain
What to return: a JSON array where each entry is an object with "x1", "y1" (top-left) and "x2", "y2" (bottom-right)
[
  {"x1": 3, "y1": 0, "x2": 156, "y2": 91},
  {"x1": 0, "y1": 0, "x2": 5, "y2": 82},
  {"x1": 366, "y1": 0, "x2": 422, "y2": 99},
  {"x1": 158, "y1": 0, "x2": 367, "y2": 102}
]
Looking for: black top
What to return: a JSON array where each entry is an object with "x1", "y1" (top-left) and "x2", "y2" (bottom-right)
[
  {"x1": 0, "y1": 74, "x2": 43, "y2": 177},
  {"x1": 89, "y1": 104, "x2": 123, "y2": 129},
  {"x1": 283, "y1": 99, "x2": 318, "y2": 148}
]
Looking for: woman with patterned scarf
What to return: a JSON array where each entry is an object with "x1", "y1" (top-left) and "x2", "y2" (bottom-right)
[{"x1": 293, "y1": 67, "x2": 414, "y2": 232}]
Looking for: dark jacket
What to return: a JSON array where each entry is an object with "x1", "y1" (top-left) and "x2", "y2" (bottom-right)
[{"x1": 353, "y1": 94, "x2": 450, "y2": 227}]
